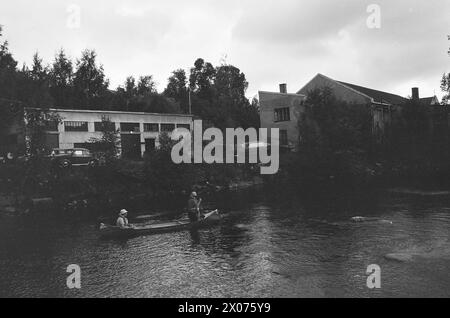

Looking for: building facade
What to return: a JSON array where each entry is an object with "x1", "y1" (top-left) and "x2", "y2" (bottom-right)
[
  {"x1": 259, "y1": 74, "x2": 442, "y2": 151},
  {"x1": 259, "y1": 84, "x2": 306, "y2": 151},
  {"x1": 297, "y1": 73, "x2": 410, "y2": 144},
  {"x1": 4, "y1": 108, "x2": 194, "y2": 159}
]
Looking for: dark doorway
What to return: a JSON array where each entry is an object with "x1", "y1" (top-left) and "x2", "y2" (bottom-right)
[
  {"x1": 44, "y1": 133, "x2": 59, "y2": 150},
  {"x1": 121, "y1": 134, "x2": 141, "y2": 159},
  {"x1": 145, "y1": 138, "x2": 156, "y2": 154}
]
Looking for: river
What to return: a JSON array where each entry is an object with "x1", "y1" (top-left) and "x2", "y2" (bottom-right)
[{"x1": 1, "y1": 189, "x2": 450, "y2": 298}]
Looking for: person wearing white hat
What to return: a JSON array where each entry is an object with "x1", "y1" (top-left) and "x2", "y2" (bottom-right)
[{"x1": 116, "y1": 209, "x2": 130, "y2": 228}]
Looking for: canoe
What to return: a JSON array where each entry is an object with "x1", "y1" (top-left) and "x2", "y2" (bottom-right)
[{"x1": 99, "y1": 210, "x2": 220, "y2": 238}]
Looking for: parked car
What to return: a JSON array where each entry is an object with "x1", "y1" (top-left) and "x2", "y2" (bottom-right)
[{"x1": 50, "y1": 148, "x2": 98, "y2": 168}]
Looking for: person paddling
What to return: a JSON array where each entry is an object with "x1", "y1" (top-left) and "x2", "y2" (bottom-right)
[
  {"x1": 187, "y1": 192, "x2": 202, "y2": 222},
  {"x1": 116, "y1": 209, "x2": 131, "y2": 228}
]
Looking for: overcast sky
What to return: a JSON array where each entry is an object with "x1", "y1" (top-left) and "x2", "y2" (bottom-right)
[{"x1": 1, "y1": 0, "x2": 449, "y2": 100}]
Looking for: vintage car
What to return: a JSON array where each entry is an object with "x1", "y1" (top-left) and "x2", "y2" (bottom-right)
[{"x1": 50, "y1": 148, "x2": 98, "y2": 168}]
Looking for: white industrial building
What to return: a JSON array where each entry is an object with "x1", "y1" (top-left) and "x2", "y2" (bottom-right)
[{"x1": 3, "y1": 108, "x2": 194, "y2": 159}]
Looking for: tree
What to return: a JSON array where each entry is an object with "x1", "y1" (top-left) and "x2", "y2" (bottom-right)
[
  {"x1": 24, "y1": 108, "x2": 62, "y2": 155},
  {"x1": 295, "y1": 87, "x2": 373, "y2": 185},
  {"x1": 20, "y1": 52, "x2": 54, "y2": 107},
  {"x1": 185, "y1": 58, "x2": 259, "y2": 129},
  {"x1": 49, "y1": 49, "x2": 74, "y2": 107},
  {"x1": 164, "y1": 69, "x2": 188, "y2": 113},
  {"x1": 441, "y1": 73, "x2": 450, "y2": 105},
  {"x1": 189, "y1": 58, "x2": 216, "y2": 101},
  {"x1": 88, "y1": 116, "x2": 120, "y2": 165},
  {"x1": 144, "y1": 132, "x2": 201, "y2": 196},
  {"x1": 73, "y1": 49, "x2": 109, "y2": 109},
  {"x1": 215, "y1": 64, "x2": 248, "y2": 103},
  {"x1": 0, "y1": 26, "x2": 17, "y2": 71},
  {"x1": 441, "y1": 35, "x2": 450, "y2": 104},
  {"x1": 29, "y1": 52, "x2": 48, "y2": 82},
  {"x1": 137, "y1": 75, "x2": 157, "y2": 96},
  {"x1": 0, "y1": 25, "x2": 19, "y2": 101}
]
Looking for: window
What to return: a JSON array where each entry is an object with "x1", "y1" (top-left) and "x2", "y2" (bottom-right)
[
  {"x1": 274, "y1": 107, "x2": 290, "y2": 122},
  {"x1": 94, "y1": 121, "x2": 116, "y2": 132},
  {"x1": 176, "y1": 124, "x2": 191, "y2": 131},
  {"x1": 279, "y1": 130, "x2": 288, "y2": 146},
  {"x1": 120, "y1": 122, "x2": 140, "y2": 133},
  {"x1": 161, "y1": 124, "x2": 176, "y2": 132},
  {"x1": 144, "y1": 123, "x2": 159, "y2": 132},
  {"x1": 64, "y1": 121, "x2": 88, "y2": 132}
]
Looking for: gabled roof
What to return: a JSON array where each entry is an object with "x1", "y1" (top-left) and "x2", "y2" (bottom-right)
[
  {"x1": 336, "y1": 81, "x2": 408, "y2": 105},
  {"x1": 419, "y1": 96, "x2": 440, "y2": 106}
]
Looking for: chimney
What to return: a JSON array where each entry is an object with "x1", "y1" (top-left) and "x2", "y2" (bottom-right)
[
  {"x1": 279, "y1": 83, "x2": 287, "y2": 94},
  {"x1": 412, "y1": 87, "x2": 419, "y2": 100}
]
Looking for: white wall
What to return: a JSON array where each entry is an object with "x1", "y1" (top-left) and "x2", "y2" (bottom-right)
[{"x1": 48, "y1": 109, "x2": 193, "y2": 156}]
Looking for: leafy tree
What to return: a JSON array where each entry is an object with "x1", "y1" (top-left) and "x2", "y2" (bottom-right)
[
  {"x1": 189, "y1": 58, "x2": 216, "y2": 101},
  {"x1": 88, "y1": 116, "x2": 120, "y2": 165},
  {"x1": 0, "y1": 26, "x2": 17, "y2": 71},
  {"x1": 24, "y1": 108, "x2": 62, "y2": 155},
  {"x1": 441, "y1": 35, "x2": 450, "y2": 104},
  {"x1": 441, "y1": 73, "x2": 450, "y2": 105},
  {"x1": 164, "y1": 69, "x2": 188, "y2": 113},
  {"x1": 73, "y1": 49, "x2": 109, "y2": 109},
  {"x1": 21, "y1": 52, "x2": 54, "y2": 107},
  {"x1": 144, "y1": 132, "x2": 202, "y2": 196},
  {"x1": 215, "y1": 64, "x2": 248, "y2": 103},
  {"x1": 117, "y1": 74, "x2": 178, "y2": 113},
  {"x1": 0, "y1": 25, "x2": 19, "y2": 101},
  {"x1": 181, "y1": 58, "x2": 259, "y2": 129},
  {"x1": 294, "y1": 87, "x2": 372, "y2": 185},
  {"x1": 49, "y1": 49, "x2": 74, "y2": 107},
  {"x1": 137, "y1": 75, "x2": 157, "y2": 96}
]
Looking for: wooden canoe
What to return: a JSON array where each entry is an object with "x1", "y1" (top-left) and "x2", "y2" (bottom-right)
[{"x1": 99, "y1": 210, "x2": 220, "y2": 238}]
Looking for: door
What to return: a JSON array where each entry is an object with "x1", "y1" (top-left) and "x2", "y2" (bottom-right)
[
  {"x1": 145, "y1": 138, "x2": 156, "y2": 154},
  {"x1": 44, "y1": 133, "x2": 59, "y2": 151},
  {"x1": 121, "y1": 134, "x2": 141, "y2": 159}
]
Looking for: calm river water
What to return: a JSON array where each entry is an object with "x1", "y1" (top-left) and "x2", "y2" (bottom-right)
[{"x1": 1, "y1": 189, "x2": 450, "y2": 298}]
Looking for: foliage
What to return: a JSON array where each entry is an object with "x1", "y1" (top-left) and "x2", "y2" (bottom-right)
[
  {"x1": 24, "y1": 108, "x2": 62, "y2": 155},
  {"x1": 144, "y1": 132, "x2": 203, "y2": 196},
  {"x1": 165, "y1": 58, "x2": 259, "y2": 129},
  {"x1": 163, "y1": 69, "x2": 189, "y2": 113},
  {"x1": 298, "y1": 87, "x2": 372, "y2": 154},
  {"x1": 72, "y1": 49, "x2": 109, "y2": 109},
  {"x1": 1, "y1": 25, "x2": 258, "y2": 135},
  {"x1": 284, "y1": 87, "x2": 374, "y2": 187},
  {"x1": 441, "y1": 73, "x2": 450, "y2": 105},
  {"x1": 49, "y1": 49, "x2": 74, "y2": 107},
  {"x1": 88, "y1": 116, "x2": 120, "y2": 165}
]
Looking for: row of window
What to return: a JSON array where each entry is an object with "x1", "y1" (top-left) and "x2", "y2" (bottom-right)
[{"x1": 60, "y1": 121, "x2": 191, "y2": 133}]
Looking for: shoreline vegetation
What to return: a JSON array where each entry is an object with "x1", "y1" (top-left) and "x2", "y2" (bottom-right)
[{"x1": 2, "y1": 25, "x2": 450, "y2": 218}]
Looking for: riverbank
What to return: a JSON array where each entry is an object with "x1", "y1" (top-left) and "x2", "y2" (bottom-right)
[{"x1": 0, "y1": 157, "x2": 263, "y2": 218}]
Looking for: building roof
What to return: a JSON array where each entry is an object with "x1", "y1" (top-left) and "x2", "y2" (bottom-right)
[
  {"x1": 419, "y1": 96, "x2": 440, "y2": 106},
  {"x1": 24, "y1": 107, "x2": 194, "y2": 118},
  {"x1": 336, "y1": 81, "x2": 408, "y2": 105},
  {"x1": 258, "y1": 91, "x2": 306, "y2": 98}
]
